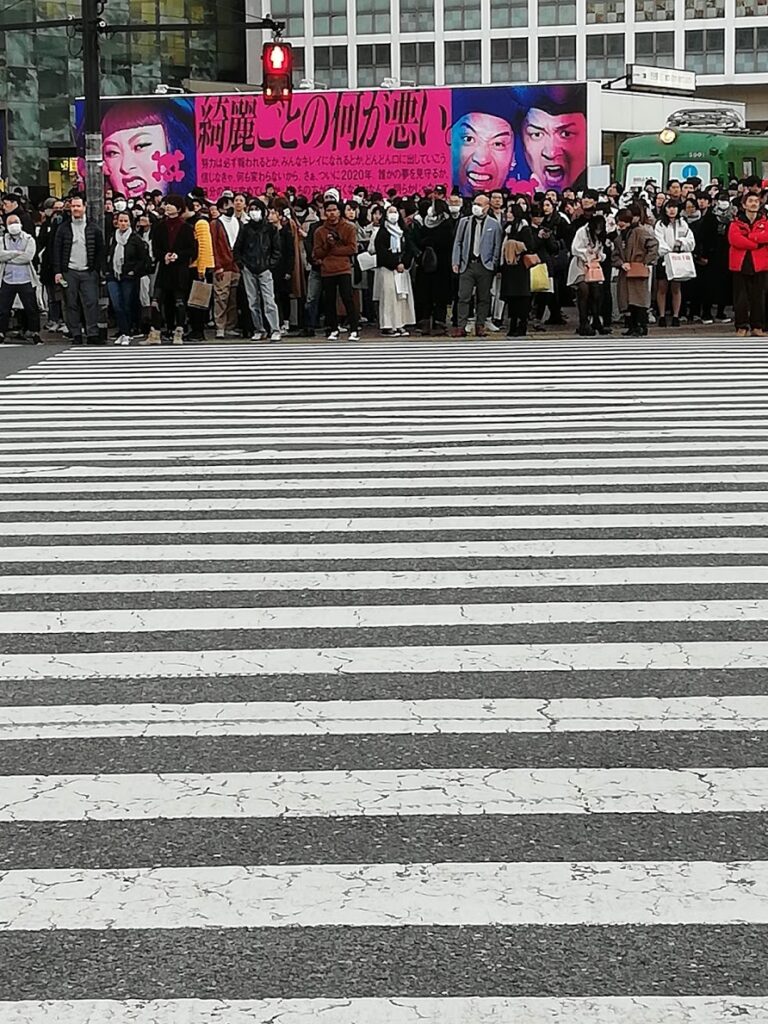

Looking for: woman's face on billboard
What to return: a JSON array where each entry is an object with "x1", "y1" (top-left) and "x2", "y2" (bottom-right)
[
  {"x1": 522, "y1": 108, "x2": 586, "y2": 191},
  {"x1": 102, "y1": 123, "x2": 168, "y2": 198},
  {"x1": 453, "y1": 113, "x2": 515, "y2": 195}
]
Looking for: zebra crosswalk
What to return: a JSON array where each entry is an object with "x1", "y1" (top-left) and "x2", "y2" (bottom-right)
[{"x1": 0, "y1": 337, "x2": 767, "y2": 1021}]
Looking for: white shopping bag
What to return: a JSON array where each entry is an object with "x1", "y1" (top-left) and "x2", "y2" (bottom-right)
[
  {"x1": 356, "y1": 251, "x2": 377, "y2": 272},
  {"x1": 394, "y1": 271, "x2": 410, "y2": 299},
  {"x1": 664, "y1": 251, "x2": 696, "y2": 282}
]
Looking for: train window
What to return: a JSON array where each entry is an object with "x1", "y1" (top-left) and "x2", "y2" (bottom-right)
[
  {"x1": 669, "y1": 160, "x2": 711, "y2": 182},
  {"x1": 624, "y1": 161, "x2": 663, "y2": 188},
  {"x1": 743, "y1": 159, "x2": 755, "y2": 176},
  {"x1": 762, "y1": 161, "x2": 768, "y2": 180}
]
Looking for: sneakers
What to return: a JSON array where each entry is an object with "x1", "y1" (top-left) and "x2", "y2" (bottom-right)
[
  {"x1": 250, "y1": 331, "x2": 265, "y2": 341},
  {"x1": 113, "y1": 334, "x2": 131, "y2": 346},
  {"x1": 716, "y1": 315, "x2": 732, "y2": 325},
  {"x1": 215, "y1": 329, "x2": 225, "y2": 339},
  {"x1": 327, "y1": 330, "x2": 340, "y2": 341},
  {"x1": 701, "y1": 318, "x2": 714, "y2": 325},
  {"x1": 484, "y1": 318, "x2": 501, "y2": 333},
  {"x1": 172, "y1": 326, "x2": 184, "y2": 346},
  {"x1": 281, "y1": 321, "x2": 290, "y2": 333},
  {"x1": 348, "y1": 330, "x2": 361, "y2": 341}
]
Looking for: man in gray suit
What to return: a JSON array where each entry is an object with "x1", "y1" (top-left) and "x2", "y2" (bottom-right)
[{"x1": 450, "y1": 194, "x2": 503, "y2": 337}]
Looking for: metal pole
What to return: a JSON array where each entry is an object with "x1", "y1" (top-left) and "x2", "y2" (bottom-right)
[{"x1": 82, "y1": 0, "x2": 104, "y2": 230}]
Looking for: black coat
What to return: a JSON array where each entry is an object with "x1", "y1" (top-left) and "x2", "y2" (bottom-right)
[
  {"x1": 691, "y1": 210, "x2": 719, "y2": 264},
  {"x1": 106, "y1": 231, "x2": 151, "y2": 282},
  {"x1": 52, "y1": 217, "x2": 106, "y2": 276},
  {"x1": 233, "y1": 221, "x2": 281, "y2": 275},
  {"x1": 150, "y1": 218, "x2": 197, "y2": 291},
  {"x1": 374, "y1": 223, "x2": 418, "y2": 271},
  {"x1": 500, "y1": 222, "x2": 536, "y2": 299}
]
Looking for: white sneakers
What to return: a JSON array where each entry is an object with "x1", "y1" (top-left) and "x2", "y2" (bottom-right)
[
  {"x1": 270, "y1": 330, "x2": 282, "y2": 341},
  {"x1": 327, "y1": 330, "x2": 340, "y2": 341},
  {"x1": 172, "y1": 326, "x2": 184, "y2": 345},
  {"x1": 113, "y1": 334, "x2": 131, "y2": 346},
  {"x1": 348, "y1": 331, "x2": 360, "y2": 341}
]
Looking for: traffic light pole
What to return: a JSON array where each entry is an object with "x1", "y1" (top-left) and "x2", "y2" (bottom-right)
[{"x1": 82, "y1": 0, "x2": 105, "y2": 230}]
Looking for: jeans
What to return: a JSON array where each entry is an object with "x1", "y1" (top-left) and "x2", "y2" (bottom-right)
[
  {"x1": 45, "y1": 282, "x2": 62, "y2": 324},
  {"x1": 64, "y1": 268, "x2": 99, "y2": 341},
  {"x1": 322, "y1": 273, "x2": 358, "y2": 334},
  {"x1": 0, "y1": 281, "x2": 40, "y2": 334},
  {"x1": 457, "y1": 261, "x2": 494, "y2": 330},
  {"x1": 242, "y1": 267, "x2": 279, "y2": 335},
  {"x1": 305, "y1": 267, "x2": 323, "y2": 328},
  {"x1": 107, "y1": 278, "x2": 138, "y2": 337}
]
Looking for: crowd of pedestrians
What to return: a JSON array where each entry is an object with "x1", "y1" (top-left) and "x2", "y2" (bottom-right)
[{"x1": 2, "y1": 172, "x2": 768, "y2": 345}]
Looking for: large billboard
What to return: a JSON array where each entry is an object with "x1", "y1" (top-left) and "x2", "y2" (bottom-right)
[{"x1": 74, "y1": 84, "x2": 587, "y2": 198}]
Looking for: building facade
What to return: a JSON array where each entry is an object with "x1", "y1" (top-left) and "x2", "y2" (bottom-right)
[
  {"x1": 249, "y1": 0, "x2": 768, "y2": 121},
  {"x1": 1, "y1": 0, "x2": 246, "y2": 189}
]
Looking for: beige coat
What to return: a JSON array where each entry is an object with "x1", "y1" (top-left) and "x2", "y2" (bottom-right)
[{"x1": 613, "y1": 223, "x2": 658, "y2": 309}]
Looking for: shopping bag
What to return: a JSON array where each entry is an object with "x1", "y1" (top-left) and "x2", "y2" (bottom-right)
[
  {"x1": 585, "y1": 260, "x2": 605, "y2": 283},
  {"x1": 188, "y1": 279, "x2": 213, "y2": 309},
  {"x1": 664, "y1": 251, "x2": 696, "y2": 282},
  {"x1": 356, "y1": 251, "x2": 377, "y2": 272},
  {"x1": 394, "y1": 271, "x2": 410, "y2": 299},
  {"x1": 626, "y1": 262, "x2": 650, "y2": 278},
  {"x1": 530, "y1": 262, "x2": 550, "y2": 292}
]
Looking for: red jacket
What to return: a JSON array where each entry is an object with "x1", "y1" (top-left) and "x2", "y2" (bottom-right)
[
  {"x1": 728, "y1": 213, "x2": 768, "y2": 273},
  {"x1": 210, "y1": 218, "x2": 240, "y2": 274}
]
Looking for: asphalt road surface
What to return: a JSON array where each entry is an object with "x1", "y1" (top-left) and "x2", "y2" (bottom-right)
[{"x1": 0, "y1": 337, "x2": 766, "y2": 1023}]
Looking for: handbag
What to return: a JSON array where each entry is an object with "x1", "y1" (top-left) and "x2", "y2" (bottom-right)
[
  {"x1": 585, "y1": 260, "x2": 605, "y2": 283},
  {"x1": 529, "y1": 262, "x2": 550, "y2": 292},
  {"x1": 522, "y1": 253, "x2": 541, "y2": 269},
  {"x1": 625, "y1": 262, "x2": 650, "y2": 278},
  {"x1": 188, "y1": 278, "x2": 213, "y2": 309},
  {"x1": 664, "y1": 251, "x2": 696, "y2": 282}
]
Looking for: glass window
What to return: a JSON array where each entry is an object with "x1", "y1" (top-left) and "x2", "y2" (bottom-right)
[
  {"x1": 357, "y1": 44, "x2": 390, "y2": 86},
  {"x1": 635, "y1": 0, "x2": 675, "y2": 20},
  {"x1": 735, "y1": 0, "x2": 768, "y2": 14},
  {"x1": 444, "y1": 0, "x2": 481, "y2": 30},
  {"x1": 735, "y1": 27, "x2": 768, "y2": 72},
  {"x1": 490, "y1": 0, "x2": 528, "y2": 27},
  {"x1": 444, "y1": 39, "x2": 481, "y2": 84},
  {"x1": 313, "y1": 0, "x2": 347, "y2": 36},
  {"x1": 401, "y1": 0, "x2": 434, "y2": 31},
  {"x1": 684, "y1": 0, "x2": 725, "y2": 16},
  {"x1": 586, "y1": 33, "x2": 625, "y2": 78},
  {"x1": 271, "y1": 0, "x2": 305, "y2": 37},
  {"x1": 539, "y1": 0, "x2": 576, "y2": 24},
  {"x1": 586, "y1": 0, "x2": 625, "y2": 22},
  {"x1": 400, "y1": 41, "x2": 435, "y2": 85},
  {"x1": 685, "y1": 29, "x2": 724, "y2": 73},
  {"x1": 356, "y1": 0, "x2": 390, "y2": 34},
  {"x1": 538, "y1": 35, "x2": 576, "y2": 79},
  {"x1": 634, "y1": 31, "x2": 675, "y2": 67},
  {"x1": 314, "y1": 44, "x2": 348, "y2": 87},
  {"x1": 490, "y1": 38, "x2": 528, "y2": 80}
]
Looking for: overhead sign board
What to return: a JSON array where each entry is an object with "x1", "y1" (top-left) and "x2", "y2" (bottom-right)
[{"x1": 627, "y1": 64, "x2": 697, "y2": 94}]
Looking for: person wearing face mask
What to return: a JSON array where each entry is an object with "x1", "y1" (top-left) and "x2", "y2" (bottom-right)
[
  {"x1": 37, "y1": 198, "x2": 67, "y2": 333},
  {"x1": 210, "y1": 195, "x2": 242, "y2": 339},
  {"x1": 0, "y1": 213, "x2": 41, "y2": 344},
  {"x1": 149, "y1": 194, "x2": 197, "y2": 345},
  {"x1": 712, "y1": 192, "x2": 735, "y2": 324},
  {"x1": 412, "y1": 198, "x2": 455, "y2": 334},
  {"x1": 688, "y1": 192, "x2": 718, "y2": 325},
  {"x1": 233, "y1": 199, "x2": 282, "y2": 342},
  {"x1": 450, "y1": 194, "x2": 503, "y2": 338},
  {"x1": 374, "y1": 205, "x2": 416, "y2": 336}
]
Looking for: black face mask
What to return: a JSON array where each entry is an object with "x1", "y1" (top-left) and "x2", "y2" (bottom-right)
[{"x1": 224, "y1": 207, "x2": 235, "y2": 217}]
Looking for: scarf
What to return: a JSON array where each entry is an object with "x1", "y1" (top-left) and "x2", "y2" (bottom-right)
[
  {"x1": 385, "y1": 219, "x2": 403, "y2": 254},
  {"x1": 113, "y1": 227, "x2": 131, "y2": 278}
]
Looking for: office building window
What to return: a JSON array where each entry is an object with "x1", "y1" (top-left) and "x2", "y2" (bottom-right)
[
  {"x1": 586, "y1": 0, "x2": 625, "y2": 22},
  {"x1": 538, "y1": 35, "x2": 576, "y2": 79},
  {"x1": 357, "y1": 43, "x2": 390, "y2": 86},
  {"x1": 736, "y1": 0, "x2": 768, "y2": 13},
  {"x1": 271, "y1": 0, "x2": 304, "y2": 36},
  {"x1": 400, "y1": 41, "x2": 435, "y2": 84},
  {"x1": 399, "y1": 41, "x2": 436, "y2": 83},
  {"x1": 539, "y1": 0, "x2": 576, "y2": 25},
  {"x1": 635, "y1": 0, "x2": 675, "y2": 20},
  {"x1": 685, "y1": 29, "x2": 724, "y2": 72},
  {"x1": 444, "y1": 0, "x2": 481, "y2": 30},
  {"x1": 490, "y1": 0, "x2": 528, "y2": 27},
  {"x1": 634, "y1": 30, "x2": 675, "y2": 66},
  {"x1": 445, "y1": 40, "x2": 481, "y2": 84},
  {"x1": 356, "y1": 0, "x2": 390, "y2": 34},
  {"x1": 314, "y1": 44, "x2": 348, "y2": 86},
  {"x1": 401, "y1": 0, "x2": 434, "y2": 31},
  {"x1": 735, "y1": 27, "x2": 768, "y2": 72},
  {"x1": 313, "y1": 0, "x2": 346, "y2": 36},
  {"x1": 586, "y1": 33, "x2": 625, "y2": 77},
  {"x1": 293, "y1": 46, "x2": 305, "y2": 81},
  {"x1": 491, "y1": 38, "x2": 528, "y2": 80},
  {"x1": 684, "y1": 0, "x2": 725, "y2": 15}
]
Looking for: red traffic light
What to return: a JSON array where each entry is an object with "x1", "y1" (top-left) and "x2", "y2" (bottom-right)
[{"x1": 263, "y1": 42, "x2": 293, "y2": 75}]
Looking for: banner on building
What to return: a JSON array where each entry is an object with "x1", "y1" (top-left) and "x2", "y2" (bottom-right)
[{"x1": 75, "y1": 83, "x2": 587, "y2": 198}]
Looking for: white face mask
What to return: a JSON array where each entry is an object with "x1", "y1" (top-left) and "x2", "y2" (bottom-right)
[
  {"x1": 716, "y1": 201, "x2": 730, "y2": 212},
  {"x1": 386, "y1": 211, "x2": 399, "y2": 224},
  {"x1": 448, "y1": 205, "x2": 462, "y2": 218},
  {"x1": 114, "y1": 200, "x2": 127, "y2": 212},
  {"x1": 7, "y1": 222, "x2": 21, "y2": 236},
  {"x1": 249, "y1": 209, "x2": 263, "y2": 222},
  {"x1": 472, "y1": 204, "x2": 484, "y2": 218}
]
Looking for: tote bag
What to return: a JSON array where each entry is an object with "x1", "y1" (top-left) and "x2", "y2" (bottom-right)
[
  {"x1": 530, "y1": 262, "x2": 550, "y2": 292},
  {"x1": 188, "y1": 279, "x2": 213, "y2": 309},
  {"x1": 664, "y1": 251, "x2": 696, "y2": 282}
]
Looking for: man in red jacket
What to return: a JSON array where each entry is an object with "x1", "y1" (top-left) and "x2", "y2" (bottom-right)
[
  {"x1": 728, "y1": 192, "x2": 768, "y2": 337},
  {"x1": 210, "y1": 195, "x2": 242, "y2": 339},
  {"x1": 311, "y1": 199, "x2": 360, "y2": 341}
]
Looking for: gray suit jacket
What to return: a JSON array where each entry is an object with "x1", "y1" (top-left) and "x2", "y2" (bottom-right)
[{"x1": 452, "y1": 214, "x2": 503, "y2": 273}]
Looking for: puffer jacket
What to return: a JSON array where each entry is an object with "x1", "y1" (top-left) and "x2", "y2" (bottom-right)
[{"x1": 728, "y1": 212, "x2": 768, "y2": 274}]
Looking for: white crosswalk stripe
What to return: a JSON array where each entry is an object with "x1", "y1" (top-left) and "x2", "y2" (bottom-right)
[{"x1": 0, "y1": 338, "x2": 766, "y2": 1016}]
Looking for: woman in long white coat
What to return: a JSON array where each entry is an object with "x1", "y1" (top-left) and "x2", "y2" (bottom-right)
[
  {"x1": 373, "y1": 207, "x2": 416, "y2": 336},
  {"x1": 654, "y1": 198, "x2": 695, "y2": 327}
]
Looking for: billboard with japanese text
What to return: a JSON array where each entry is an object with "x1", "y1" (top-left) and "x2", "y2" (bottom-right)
[{"x1": 75, "y1": 83, "x2": 587, "y2": 198}]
